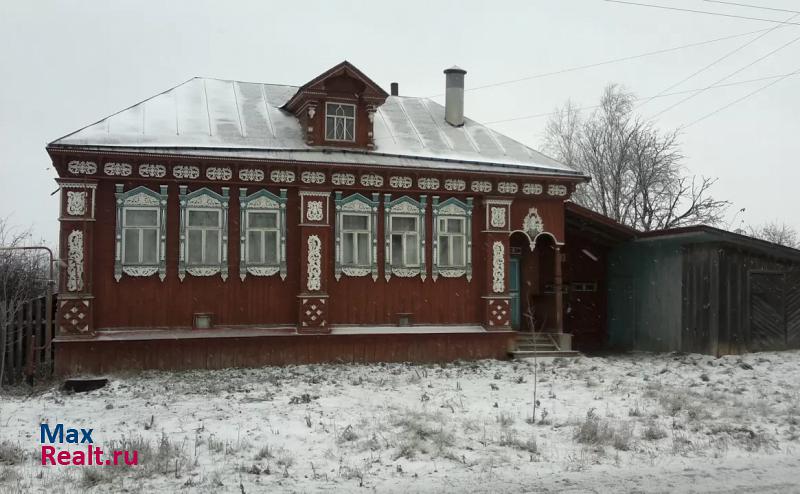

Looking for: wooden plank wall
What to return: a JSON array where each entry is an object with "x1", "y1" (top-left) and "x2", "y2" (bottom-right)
[{"x1": 0, "y1": 296, "x2": 54, "y2": 385}]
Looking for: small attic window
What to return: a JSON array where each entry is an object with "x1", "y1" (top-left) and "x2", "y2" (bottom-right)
[{"x1": 325, "y1": 102, "x2": 356, "y2": 142}]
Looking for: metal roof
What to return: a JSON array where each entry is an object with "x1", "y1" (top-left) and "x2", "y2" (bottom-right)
[{"x1": 49, "y1": 77, "x2": 582, "y2": 178}]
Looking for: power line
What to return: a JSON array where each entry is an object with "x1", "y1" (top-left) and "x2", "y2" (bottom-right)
[
  {"x1": 605, "y1": 0, "x2": 800, "y2": 26},
  {"x1": 683, "y1": 68, "x2": 800, "y2": 127},
  {"x1": 635, "y1": 11, "x2": 798, "y2": 109},
  {"x1": 649, "y1": 30, "x2": 800, "y2": 119},
  {"x1": 478, "y1": 72, "x2": 798, "y2": 125},
  {"x1": 704, "y1": 1, "x2": 800, "y2": 15},
  {"x1": 425, "y1": 28, "x2": 777, "y2": 98}
]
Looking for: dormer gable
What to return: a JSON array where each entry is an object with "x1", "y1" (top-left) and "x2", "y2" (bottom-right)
[{"x1": 283, "y1": 61, "x2": 389, "y2": 149}]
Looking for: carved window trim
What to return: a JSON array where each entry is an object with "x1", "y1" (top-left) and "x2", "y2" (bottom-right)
[
  {"x1": 239, "y1": 188, "x2": 287, "y2": 281},
  {"x1": 432, "y1": 196, "x2": 473, "y2": 281},
  {"x1": 334, "y1": 192, "x2": 379, "y2": 281},
  {"x1": 383, "y1": 194, "x2": 427, "y2": 281},
  {"x1": 325, "y1": 102, "x2": 356, "y2": 142},
  {"x1": 179, "y1": 186, "x2": 229, "y2": 281},
  {"x1": 114, "y1": 184, "x2": 168, "y2": 282}
]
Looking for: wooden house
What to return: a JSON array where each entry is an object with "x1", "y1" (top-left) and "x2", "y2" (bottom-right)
[{"x1": 47, "y1": 62, "x2": 589, "y2": 374}]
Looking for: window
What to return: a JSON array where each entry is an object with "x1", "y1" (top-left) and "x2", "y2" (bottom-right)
[
  {"x1": 187, "y1": 209, "x2": 221, "y2": 265},
  {"x1": 179, "y1": 186, "x2": 230, "y2": 281},
  {"x1": 123, "y1": 208, "x2": 159, "y2": 265},
  {"x1": 432, "y1": 196, "x2": 473, "y2": 281},
  {"x1": 437, "y1": 217, "x2": 465, "y2": 267},
  {"x1": 390, "y1": 216, "x2": 419, "y2": 267},
  {"x1": 325, "y1": 103, "x2": 356, "y2": 142},
  {"x1": 114, "y1": 185, "x2": 168, "y2": 282},
  {"x1": 239, "y1": 188, "x2": 287, "y2": 280},
  {"x1": 384, "y1": 194, "x2": 427, "y2": 280},
  {"x1": 334, "y1": 192, "x2": 379, "y2": 280}
]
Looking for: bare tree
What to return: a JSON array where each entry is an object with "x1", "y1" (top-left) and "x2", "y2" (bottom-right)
[
  {"x1": 543, "y1": 84, "x2": 728, "y2": 231},
  {"x1": 748, "y1": 221, "x2": 799, "y2": 248},
  {"x1": 0, "y1": 217, "x2": 50, "y2": 384}
]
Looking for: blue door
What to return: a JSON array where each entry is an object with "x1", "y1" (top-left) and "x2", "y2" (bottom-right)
[{"x1": 509, "y1": 257, "x2": 521, "y2": 330}]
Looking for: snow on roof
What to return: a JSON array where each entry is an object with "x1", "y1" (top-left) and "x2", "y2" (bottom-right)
[{"x1": 49, "y1": 77, "x2": 581, "y2": 177}]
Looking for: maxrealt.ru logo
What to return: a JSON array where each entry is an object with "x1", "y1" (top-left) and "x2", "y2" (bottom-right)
[{"x1": 40, "y1": 424, "x2": 139, "y2": 466}]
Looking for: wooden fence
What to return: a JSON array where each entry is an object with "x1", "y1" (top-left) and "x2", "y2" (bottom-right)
[{"x1": 0, "y1": 295, "x2": 55, "y2": 385}]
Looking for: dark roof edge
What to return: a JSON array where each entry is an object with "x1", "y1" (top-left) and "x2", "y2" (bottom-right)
[
  {"x1": 638, "y1": 225, "x2": 800, "y2": 261},
  {"x1": 565, "y1": 202, "x2": 638, "y2": 237}
]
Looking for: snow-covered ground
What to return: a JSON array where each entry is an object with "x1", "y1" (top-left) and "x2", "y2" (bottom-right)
[{"x1": 1, "y1": 351, "x2": 800, "y2": 493}]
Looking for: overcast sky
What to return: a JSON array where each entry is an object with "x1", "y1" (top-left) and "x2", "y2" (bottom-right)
[{"x1": 1, "y1": 0, "x2": 798, "y2": 245}]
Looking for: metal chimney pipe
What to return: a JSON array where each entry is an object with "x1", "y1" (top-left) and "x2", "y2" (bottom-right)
[
  {"x1": 444, "y1": 66, "x2": 466, "y2": 127},
  {"x1": 390, "y1": 82, "x2": 399, "y2": 96}
]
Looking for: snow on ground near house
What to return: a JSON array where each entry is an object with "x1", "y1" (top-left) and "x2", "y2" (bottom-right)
[{"x1": 1, "y1": 351, "x2": 800, "y2": 493}]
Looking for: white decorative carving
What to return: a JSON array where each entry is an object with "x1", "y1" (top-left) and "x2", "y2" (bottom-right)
[
  {"x1": 498, "y1": 182, "x2": 518, "y2": 194},
  {"x1": 332, "y1": 173, "x2": 355, "y2": 186},
  {"x1": 438, "y1": 269, "x2": 466, "y2": 278},
  {"x1": 187, "y1": 267, "x2": 221, "y2": 277},
  {"x1": 492, "y1": 241, "x2": 505, "y2": 293},
  {"x1": 206, "y1": 167, "x2": 232, "y2": 181},
  {"x1": 522, "y1": 207, "x2": 544, "y2": 238},
  {"x1": 389, "y1": 176, "x2": 412, "y2": 189},
  {"x1": 66, "y1": 230, "x2": 84, "y2": 292},
  {"x1": 439, "y1": 203, "x2": 465, "y2": 215},
  {"x1": 248, "y1": 196, "x2": 279, "y2": 209},
  {"x1": 139, "y1": 164, "x2": 166, "y2": 178},
  {"x1": 186, "y1": 195, "x2": 221, "y2": 208},
  {"x1": 548, "y1": 184, "x2": 568, "y2": 196},
  {"x1": 306, "y1": 201, "x2": 324, "y2": 221},
  {"x1": 123, "y1": 266, "x2": 159, "y2": 277},
  {"x1": 270, "y1": 170, "x2": 295, "y2": 183},
  {"x1": 418, "y1": 177, "x2": 440, "y2": 190},
  {"x1": 523, "y1": 183, "x2": 543, "y2": 195},
  {"x1": 66, "y1": 191, "x2": 86, "y2": 216},
  {"x1": 67, "y1": 161, "x2": 97, "y2": 175},
  {"x1": 390, "y1": 202, "x2": 419, "y2": 214},
  {"x1": 103, "y1": 162, "x2": 132, "y2": 176},
  {"x1": 173, "y1": 165, "x2": 200, "y2": 179},
  {"x1": 360, "y1": 174, "x2": 383, "y2": 187},
  {"x1": 342, "y1": 267, "x2": 370, "y2": 277},
  {"x1": 301, "y1": 171, "x2": 326, "y2": 184},
  {"x1": 490, "y1": 207, "x2": 506, "y2": 228},
  {"x1": 247, "y1": 266, "x2": 280, "y2": 277},
  {"x1": 125, "y1": 192, "x2": 160, "y2": 207},
  {"x1": 471, "y1": 181, "x2": 492, "y2": 193},
  {"x1": 239, "y1": 169, "x2": 265, "y2": 182},
  {"x1": 307, "y1": 235, "x2": 322, "y2": 291},
  {"x1": 445, "y1": 179, "x2": 466, "y2": 191},
  {"x1": 342, "y1": 201, "x2": 371, "y2": 212},
  {"x1": 392, "y1": 268, "x2": 421, "y2": 278}
]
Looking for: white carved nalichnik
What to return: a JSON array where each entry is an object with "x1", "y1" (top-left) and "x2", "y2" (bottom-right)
[
  {"x1": 492, "y1": 241, "x2": 504, "y2": 293},
  {"x1": 307, "y1": 235, "x2": 322, "y2": 291},
  {"x1": 67, "y1": 230, "x2": 84, "y2": 292}
]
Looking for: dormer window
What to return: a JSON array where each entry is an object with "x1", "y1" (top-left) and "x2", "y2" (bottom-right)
[{"x1": 325, "y1": 103, "x2": 356, "y2": 142}]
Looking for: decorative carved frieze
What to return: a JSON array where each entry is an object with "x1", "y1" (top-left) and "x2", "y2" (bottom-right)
[
  {"x1": 270, "y1": 170, "x2": 296, "y2": 183},
  {"x1": 444, "y1": 179, "x2": 466, "y2": 191},
  {"x1": 418, "y1": 177, "x2": 440, "y2": 190},
  {"x1": 66, "y1": 191, "x2": 87, "y2": 216},
  {"x1": 307, "y1": 235, "x2": 322, "y2": 291},
  {"x1": 471, "y1": 181, "x2": 492, "y2": 193},
  {"x1": 301, "y1": 171, "x2": 326, "y2": 184},
  {"x1": 206, "y1": 167, "x2": 232, "y2": 181},
  {"x1": 523, "y1": 207, "x2": 544, "y2": 238},
  {"x1": 239, "y1": 169, "x2": 265, "y2": 182},
  {"x1": 66, "y1": 230, "x2": 84, "y2": 292},
  {"x1": 498, "y1": 182, "x2": 518, "y2": 194},
  {"x1": 173, "y1": 165, "x2": 200, "y2": 179},
  {"x1": 67, "y1": 161, "x2": 97, "y2": 175},
  {"x1": 332, "y1": 173, "x2": 355, "y2": 186},
  {"x1": 548, "y1": 184, "x2": 568, "y2": 196},
  {"x1": 306, "y1": 201, "x2": 324, "y2": 221},
  {"x1": 103, "y1": 163, "x2": 132, "y2": 176},
  {"x1": 389, "y1": 176, "x2": 412, "y2": 189},
  {"x1": 492, "y1": 241, "x2": 505, "y2": 293},
  {"x1": 139, "y1": 164, "x2": 166, "y2": 178},
  {"x1": 490, "y1": 207, "x2": 506, "y2": 228},
  {"x1": 360, "y1": 174, "x2": 383, "y2": 187},
  {"x1": 523, "y1": 183, "x2": 543, "y2": 195}
]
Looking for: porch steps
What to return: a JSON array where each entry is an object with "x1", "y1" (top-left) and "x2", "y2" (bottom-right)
[{"x1": 510, "y1": 333, "x2": 580, "y2": 359}]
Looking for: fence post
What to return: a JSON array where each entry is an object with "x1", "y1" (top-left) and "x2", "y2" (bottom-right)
[
  {"x1": 44, "y1": 293, "x2": 53, "y2": 375},
  {"x1": 14, "y1": 306, "x2": 23, "y2": 382},
  {"x1": 0, "y1": 301, "x2": 6, "y2": 385}
]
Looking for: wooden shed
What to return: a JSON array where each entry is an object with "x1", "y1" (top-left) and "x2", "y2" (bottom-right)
[{"x1": 608, "y1": 226, "x2": 800, "y2": 355}]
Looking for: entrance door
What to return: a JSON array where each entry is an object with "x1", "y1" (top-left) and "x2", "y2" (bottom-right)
[
  {"x1": 510, "y1": 257, "x2": 521, "y2": 330},
  {"x1": 749, "y1": 272, "x2": 786, "y2": 351}
]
